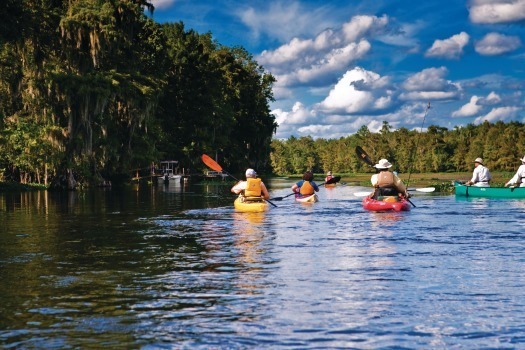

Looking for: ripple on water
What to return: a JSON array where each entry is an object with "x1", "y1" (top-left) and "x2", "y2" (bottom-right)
[{"x1": 4, "y1": 189, "x2": 525, "y2": 348}]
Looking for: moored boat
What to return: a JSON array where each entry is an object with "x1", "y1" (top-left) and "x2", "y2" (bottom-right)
[
  {"x1": 454, "y1": 181, "x2": 525, "y2": 198},
  {"x1": 295, "y1": 193, "x2": 319, "y2": 203},
  {"x1": 362, "y1": 196, "x2": 411, "y2": 212},
  {"x1": 234, "y1": 197, "x2": 269, "y2": 212}
]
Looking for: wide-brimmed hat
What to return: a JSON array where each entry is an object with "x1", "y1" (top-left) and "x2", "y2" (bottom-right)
[
  {"x1": 245, "y1": 168, "x2": 257, "y2": 178},
  {"x1": 327, "y1": 171, "x2": 332, "y2": 175},
  {"x1": 374, "y1": 159, "x2": 392, "y2": 169},
  {"x1": 520, "y1": 156, "x2": 525, "y2": 162},
  {"x1": 473, "y1": 157, "x2": 484, "y2": 165}
]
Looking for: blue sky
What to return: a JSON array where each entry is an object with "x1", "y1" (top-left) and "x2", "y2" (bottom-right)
[{"x1": 149, "y1": 0, "x2": 525, "y2": 139}]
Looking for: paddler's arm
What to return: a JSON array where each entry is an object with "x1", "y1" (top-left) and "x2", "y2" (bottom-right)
[
  {"x1": 260, "y1": 182, "x2": 270, "y2": 200},
  {"x1": 393, "y1": 175, "x2": 409, "y2": 197},
  {"x1": 231, "y1": 181, "x2": 245, "y2": 194}
]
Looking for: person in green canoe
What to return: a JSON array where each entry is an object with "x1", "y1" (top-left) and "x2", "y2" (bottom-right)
[
  {"x1": 505, "y1": 156, "x2": 525, "y2": 187},
  {"x1": 465, "y1": 157, "x2": 491, "y2": 187}
]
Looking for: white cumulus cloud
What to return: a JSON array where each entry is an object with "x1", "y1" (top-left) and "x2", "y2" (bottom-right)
[
  {"x1": 475, "y1": 32, "x2": 522, "y2": 55},
  {"x1": 317, "y1": 67, "x2": 394, "y2": 114},
  {"x1": 474, "y1": 106, "x2": 522, "y2": 123},
  {"x1": 452, "y1": 96, "x2": 482, "y2": 117},
  {"x1": 469, "y1": 0, "x2": 525, "y2": 24},
  {"x1": 425, "y1": 32, "x2": 470, "y2": 59},
  {"x1": 257, "y1": 15, "x2": 389, "y2": 90},
  {"x1": 272, "y1": 102, "x2": 316, "y2": 126}
]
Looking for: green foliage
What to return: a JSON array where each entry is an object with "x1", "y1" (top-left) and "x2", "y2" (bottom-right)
[
  {"x1": 156, "y1": 23, "x2": 276, "y2": 173},
  {"x1": 270, "y1": 122, "x2": 525, "y2": 175},
  {"x1": 0, "y1": 0, "x2": 276, "y2": 187}
]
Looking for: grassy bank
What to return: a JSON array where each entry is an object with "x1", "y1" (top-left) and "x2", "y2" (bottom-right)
[{"x1": 0, "y1": 182, "x2": 48, "y2": 192}]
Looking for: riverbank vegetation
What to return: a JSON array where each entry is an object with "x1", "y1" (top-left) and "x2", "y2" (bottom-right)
[
  {"x1": 271, "y1": 121, "x2": 525, "y2": 176},
  {"x1": 0, "y1": 0, "x2": 276, "y2": 189}
]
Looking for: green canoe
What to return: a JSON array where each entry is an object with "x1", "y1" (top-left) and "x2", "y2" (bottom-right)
[{"x1": 454, "y1": 181, "x2": 525, "y2": 198}]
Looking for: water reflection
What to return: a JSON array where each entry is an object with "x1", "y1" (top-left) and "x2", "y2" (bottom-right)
[{"x1": 4, "y1": 186, "x2": 525, "y2": 348}]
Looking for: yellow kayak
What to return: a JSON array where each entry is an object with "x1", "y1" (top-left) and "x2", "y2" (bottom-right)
[
  {"x1": 234, "y1": 197, "x2": 269, "y2": 212},
  {"x1": 295, "y1": 193, "x2": 319, "y2": 203}
]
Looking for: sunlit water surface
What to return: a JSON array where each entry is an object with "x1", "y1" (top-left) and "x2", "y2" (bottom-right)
[{"x1": 2, "y1": 179, "x2": 525, "y2": 349}]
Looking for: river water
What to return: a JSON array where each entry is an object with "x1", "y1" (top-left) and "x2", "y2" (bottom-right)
[{"x1": 1, "y1": 178, "x2": 525, "y2": 349}]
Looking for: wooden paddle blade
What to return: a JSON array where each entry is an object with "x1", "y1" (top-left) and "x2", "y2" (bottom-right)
[
  {"x1": 201, "y1": 154, "x2": 222, "y2": 171},
  {"x1": 355, "y1": 146, "x2": 374, "y2": 166}
]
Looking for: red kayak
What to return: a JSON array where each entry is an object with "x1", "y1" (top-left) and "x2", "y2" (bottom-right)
[{"x1": 362, "y1": 196, "x2": 411, "y2": 212}]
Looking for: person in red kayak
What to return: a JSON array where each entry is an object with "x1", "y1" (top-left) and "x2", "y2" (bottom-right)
[
  {"x1": 292, "y1": 171, "x2": 319, "y2": 197},
  {"x1": 371, "y1": 159, "x2": 409, "y2": 200},
  {"x1": 325, "y1": 171, "x2": 333, "y2": 182},
  {"x1": 231, "y1": 168, "x2": 270, "y2": 201}
]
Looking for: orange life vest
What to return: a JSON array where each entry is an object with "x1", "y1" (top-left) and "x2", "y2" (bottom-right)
[
  {"x1": 245, "y1": 178, "x2": 262, "y2": 197},
  {"x1": 299, "y1": 180, "x2": 315, "y2": 195}
]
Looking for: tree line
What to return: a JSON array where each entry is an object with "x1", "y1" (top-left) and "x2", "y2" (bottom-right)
[
  {"x1": 0, "y1": 0, "x2": 276, "y2": 189},
  {"x1": 270, "y1": 121, "x2": 525, "y2": 175}
]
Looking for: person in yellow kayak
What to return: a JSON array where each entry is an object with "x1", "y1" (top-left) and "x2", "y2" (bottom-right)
[
  {"x1": 371, "y1": 159, "x2": 409, "y2": 200},
  {"x1": 505, "y1": 155, "x2": 525, "y2": 187},
  {"x1": 231, "y1": 168, "x2": 270, "y2": 202},
  {"x1": 325, "y1": 171, "x2": 333, "y2": 182},
  {"x1": 292, "y1": 171, "x2": 320, "y2": 197}
]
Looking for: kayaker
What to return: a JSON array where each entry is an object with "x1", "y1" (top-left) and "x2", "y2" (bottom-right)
[
  {"x1": 465, "y1": 157, "x2": 491, "y2": 187},
  {"x1": 325, "y1": 171, "x2": 333, "y2": 182},
  {"x1": 231, "y1": 168, "x2": 270, "y2": 201},
  {"x1": 371, "y1": 159, "x2": 409, "y2": 199},
  {"x1": 505, "y1": 156, "x2": 525, "y2": 187},
  {"x1": 292, "y1": 171, "x2": 320, "y2": 196}
]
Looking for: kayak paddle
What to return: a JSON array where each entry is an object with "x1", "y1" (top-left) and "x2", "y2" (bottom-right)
[{"x1": 354, "y1": 187, "x2": 435, "y2": 197}]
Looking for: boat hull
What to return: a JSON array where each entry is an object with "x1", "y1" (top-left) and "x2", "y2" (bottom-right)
[
  {"x1": 362, "y1": 196, "x2": 411, "y2": 212},
  {"x1": 324, "y1": 183, "x2": 336, "y2": 188},
  {"x1": 295, "y1": 193, "x2": 319, "y2": 203},
  {"x1": 234, "y1": 197, "x2": 269, "y2": 212},
  {"x1": 454, "y1": 181, "x2": 525, "y2": 198}
]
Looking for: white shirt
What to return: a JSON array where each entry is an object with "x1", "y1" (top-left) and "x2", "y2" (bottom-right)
[
  {"x1": 231, "y1": 181, "x2": 248, "y2": 194},
  {"x1": 506, "y1": 164, "x2": 525, "y2": 186},
  {"x1": 470, "y1": 164, "x2": 491, "y2": 184}
]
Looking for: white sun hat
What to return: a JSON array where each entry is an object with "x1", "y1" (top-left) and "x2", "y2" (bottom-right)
[
  {"x1": 245, "y1": 168, "x2": 257, "y2": 177},
  {"x1": 473, "y1": 157, "x2": 484, "y2": 165},
  {"x1": 374, "y1": 159, "x2": 392, "y2": 169}
]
